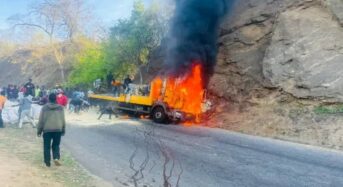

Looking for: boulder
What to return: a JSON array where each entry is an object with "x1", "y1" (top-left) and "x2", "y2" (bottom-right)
[
  {"x1": 210, "y1": 0, "x2": 302, "y2": 102},
  {"x1": 263, "y1": 6, "x2": 343, "y2": 101}
]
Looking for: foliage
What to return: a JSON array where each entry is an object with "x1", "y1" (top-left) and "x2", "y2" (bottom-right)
[
  {"x1": 68, "y1": 37, "x2": 106, "y2": 86},
  {"x1": 0, "y1": 41, "x2": 17, "y2": 58},
  {"x1": 314, "y1": 104, "x2": 343, "y2": 114},
  {"x1": 9, "y1": 0, "x2": 91, "y2": 82},
  {"x1": 105, "y1": 0, "x2": 166, "y2": 83},
  {"x1": 68, "y1": 0, "x2": 168, "y2": 86}
]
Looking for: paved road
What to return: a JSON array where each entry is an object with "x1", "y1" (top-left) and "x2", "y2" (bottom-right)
[{"x1": 63, "y1": 120, "x2": 343, "y2": 187}]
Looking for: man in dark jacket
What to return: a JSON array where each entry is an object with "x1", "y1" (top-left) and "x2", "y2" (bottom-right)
[
  {"x1": 37, "y1": 93, "x2": 66, "y2": 167},
  {"x1": 24, "y1": 78, "x2": 35, "y2": 96}
]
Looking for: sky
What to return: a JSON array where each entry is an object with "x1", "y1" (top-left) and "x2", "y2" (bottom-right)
[{"x1": 0, "y1": 0, "x2": 158, "y2": 30}]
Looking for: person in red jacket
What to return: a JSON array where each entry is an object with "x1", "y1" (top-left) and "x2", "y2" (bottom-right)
[{"x1": 56, "y1": 90, "x2": 68, "y2": 107}]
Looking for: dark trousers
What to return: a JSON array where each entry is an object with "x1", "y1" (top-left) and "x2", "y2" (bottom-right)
[
  {"x1": 0, "y1": 110, "x2": 3, "y2": 128},
  {"x1": 43, "y1": 132, "x2": 62, "y2": 164}
]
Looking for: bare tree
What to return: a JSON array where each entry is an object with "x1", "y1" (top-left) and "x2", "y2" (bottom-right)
[
  {"x1": 9, "y1": 0, "x2": 90, "y2": 83},
  {"x1": 59, "y1": 0, "x2": 92, "y2": 42}
]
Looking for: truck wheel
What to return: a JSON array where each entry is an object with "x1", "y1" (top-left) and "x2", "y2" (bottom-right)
[{"x1": 152, "y1": 107, "x2": 167, "y2": 124}]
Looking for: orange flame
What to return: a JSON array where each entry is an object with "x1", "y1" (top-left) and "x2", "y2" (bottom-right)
[
  {"x1": 140, "y1": 115, "x2": 150, "y2": 119},
  {"x1": 151, "y1": 63, "x2": 205, "y2": 123}
]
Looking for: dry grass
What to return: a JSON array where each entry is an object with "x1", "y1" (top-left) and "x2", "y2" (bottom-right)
[
  {"x1": 210, "y1": 95, "x2": 343, "y2": 150},
  {"x1": 0, "y1": 127, "x2": 110, "y2": 187}
]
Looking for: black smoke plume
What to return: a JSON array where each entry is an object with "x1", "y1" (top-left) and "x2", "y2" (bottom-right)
[{"x1": 165, "y1": 0, "x2": 235, "y2": 85}]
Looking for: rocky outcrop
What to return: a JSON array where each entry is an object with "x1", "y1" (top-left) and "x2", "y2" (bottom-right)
[
  {"x1": 208, "y1": 0, "x2": 343, "y2": 103},
  {"x1": 209, "y1": 0, "x2": 298, "y2": 102},
  {"x1": 263, "y1": 4, "x2": 343, "y2": 101},
  {"x1": 145, "y1": 0, "x2": 343, "y2": 104}
]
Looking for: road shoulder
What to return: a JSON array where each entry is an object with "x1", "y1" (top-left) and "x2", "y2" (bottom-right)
[{"x1": 0, "y1": 127, "x2": 111, "y2": 187}]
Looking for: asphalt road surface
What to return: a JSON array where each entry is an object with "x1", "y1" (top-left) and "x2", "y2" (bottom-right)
[{"x1": 63, "y1": 120, "x2": 343, "y2": 187}]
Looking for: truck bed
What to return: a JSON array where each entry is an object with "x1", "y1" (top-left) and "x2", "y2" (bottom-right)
[{"x1": 88, "y1": 94, "x2": 153, "y2": 106}]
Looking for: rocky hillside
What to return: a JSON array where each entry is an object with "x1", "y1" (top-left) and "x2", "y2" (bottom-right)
[
  {"x1": 0, "y1": 49, "x2": 72, "y2": 88},
  {"x1": 211, "y1": 0, "x2": 343, "y2": 103},
  {"x1": 144, "y1": 0, "x2": 343, "y2": 106},
  {"x1": 143, "y1": 0, "x2": 343, "y2": 149},
  {"x1": 204, "y1": 0, "x2": 343, "y2": 149}
]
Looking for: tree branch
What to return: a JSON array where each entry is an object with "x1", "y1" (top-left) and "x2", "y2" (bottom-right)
[{"x1": 13, "y1": 23, "x2": 52, "y2": 36}]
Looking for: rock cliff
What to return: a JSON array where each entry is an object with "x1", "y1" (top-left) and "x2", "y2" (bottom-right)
[
  {"x1": 263, "y1": 4, "x2": 343, "y2": 101},
  {"x1": 209, "y1": 0, "x2": 343, "y2": 103}
]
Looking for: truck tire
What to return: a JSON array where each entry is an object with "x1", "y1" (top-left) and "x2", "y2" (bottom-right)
[{"x1": 152, "y1": 106, "x2": 167, "y2": 124}]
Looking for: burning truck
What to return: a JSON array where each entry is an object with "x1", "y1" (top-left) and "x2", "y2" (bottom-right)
[
  {"x1": 89, "y1": 0, "x2": 233, "y2": 124},
  {"x1": 89, "y1": 62, "x2": 211, "y2": 124}
]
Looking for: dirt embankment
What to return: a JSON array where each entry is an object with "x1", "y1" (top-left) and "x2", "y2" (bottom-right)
[{"x1": 207, "y1": 91, "x2": 343, "y2": 151}]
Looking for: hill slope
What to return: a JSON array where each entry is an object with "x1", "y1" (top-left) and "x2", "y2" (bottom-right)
[{"x1": 0, "y1": 49, "x2": 71, "y2": 87}]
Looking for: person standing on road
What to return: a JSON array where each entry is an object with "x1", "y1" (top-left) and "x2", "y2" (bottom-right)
[
  {"x1": 35, "y1": 86, "x2": 41, "y2": 98},
  {"x1": 24, "y1": 78, "x2": 35, "y2": 96},
  {"x1": 37, "y1": 93, "x2": 66, "y2": 167},
  {"x1": 56, "y1": 89, "x2": 68, "y2": 107},
  {"x1": 18, "y1": 93, "x2": 36, "y2": 128},
  {"x1": 7, "y1": 85, "x2": 15, "y2": 100},
  {"x1": 13, "y1": 85, "x2": 19, "y2": 99},
  {"x1": 0, "y1": 91, "x2": 7, "y2": 128}
]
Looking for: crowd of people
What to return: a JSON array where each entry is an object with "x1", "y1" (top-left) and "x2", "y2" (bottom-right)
[
  {"x1": 0, "y1": 79, "x2": 71, "y2": 128},
  {"x1": 0, "y1": 75, "x2": 135, "y2": 130},
  {"x1": 0, "y1": 75, "x2": 129, "y2": 167},
  {"x1": 2, "y1": 79, "x2": 52, "y2": 104},
  {"x1": 0, "y1": 78, "x2": 94, "y2": 167},
  {"x1": 0, "y1": 78, "x2": 71, "y2": 167}
]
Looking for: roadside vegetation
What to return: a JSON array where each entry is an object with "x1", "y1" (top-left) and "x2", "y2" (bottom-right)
[
  {"x1": 69, "y1": 1, "x2": 167, "y2": 86},
  {"x1": 0, "y1": 0, "x2": 170, "y2": 87}
]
